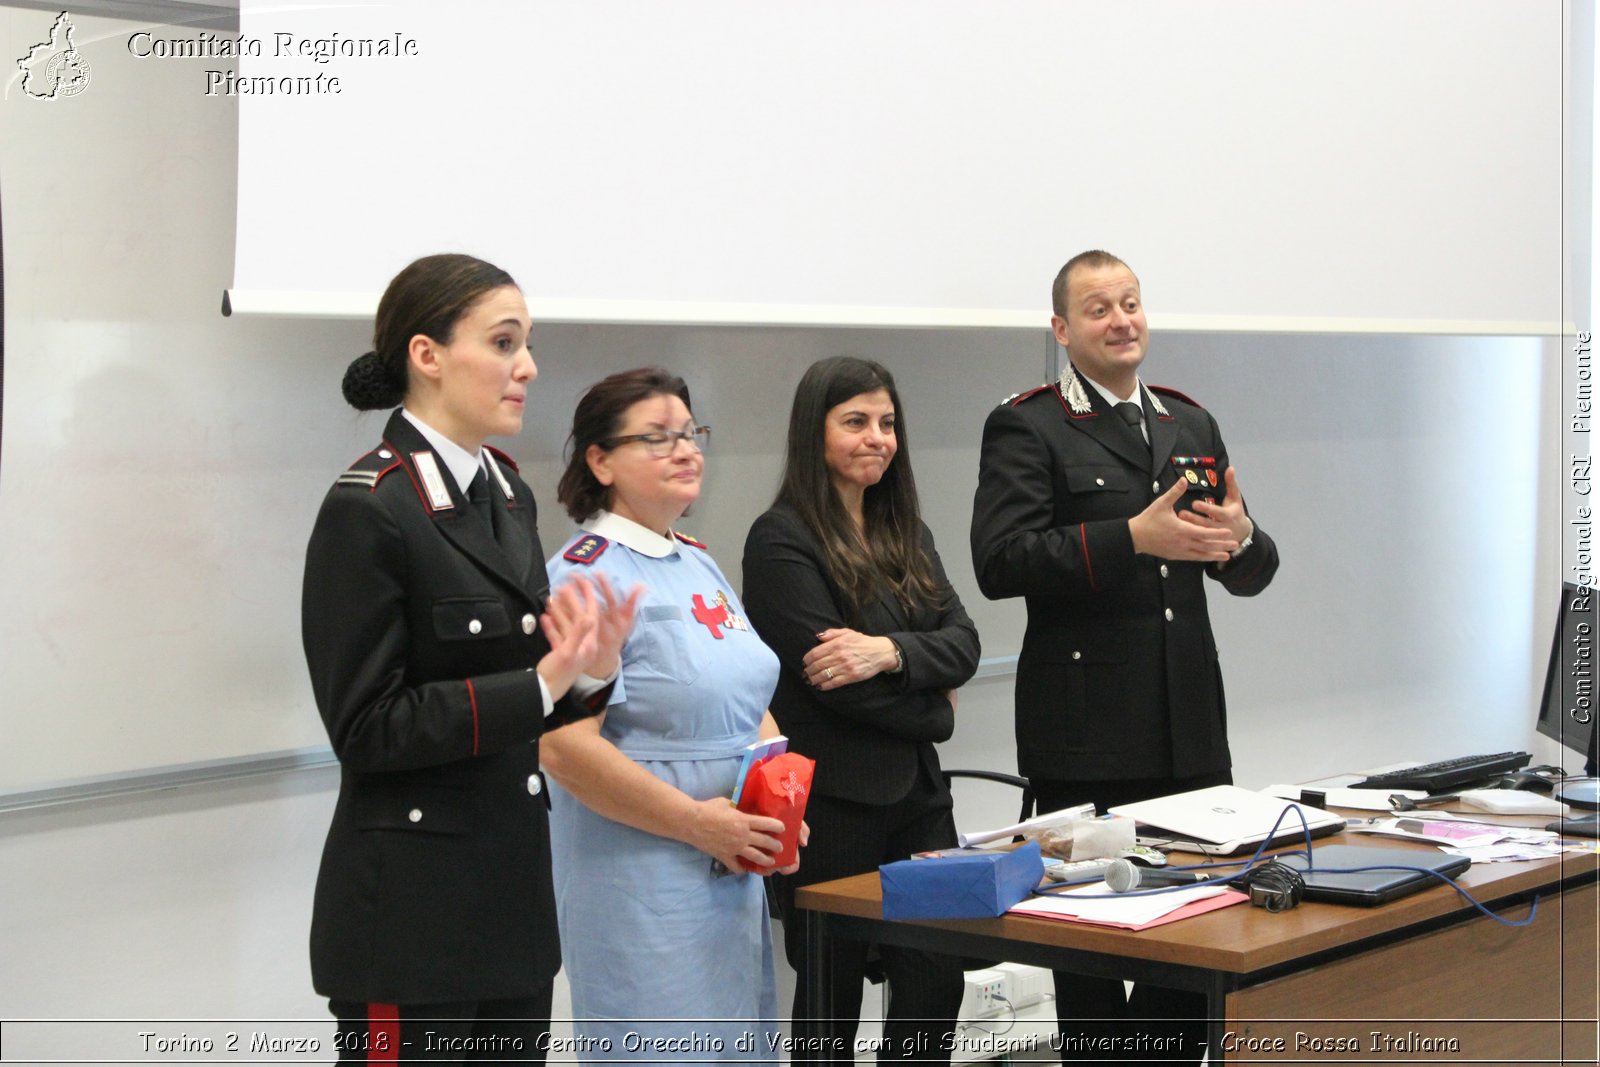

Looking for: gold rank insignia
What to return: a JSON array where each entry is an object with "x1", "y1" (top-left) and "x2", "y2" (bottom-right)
[{"x1": 563, "y1": 534, "x2": 609, "y2": 564}]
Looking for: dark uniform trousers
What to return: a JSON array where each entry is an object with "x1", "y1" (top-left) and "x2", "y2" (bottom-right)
[
  {"x1": 1032, "y1": 774, "x2": 1230, "y2": 1066},
  {"x1": 330, "y1": 989, "x2": 551, "y2": 1064}
]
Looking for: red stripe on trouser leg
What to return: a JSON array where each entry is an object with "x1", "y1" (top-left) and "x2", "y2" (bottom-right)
[{"x1": 369, "y1": 1003, "x2": 399, "y2": 1065}]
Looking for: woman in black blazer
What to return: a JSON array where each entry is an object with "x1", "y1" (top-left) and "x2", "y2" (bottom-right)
[
  {"x1": 301, "y1": 254, "x2": 634, "y2": 1063},
  {"x1": 741, "y1": 356, "x2": 980, "y2": 1064}
]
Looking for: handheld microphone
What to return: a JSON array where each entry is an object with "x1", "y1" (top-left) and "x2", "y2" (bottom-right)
[{"x1": 1103, "y1": 858, "x2": 1211, "y2": 893}]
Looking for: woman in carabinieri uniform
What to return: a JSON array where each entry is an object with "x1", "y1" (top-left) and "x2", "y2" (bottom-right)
[
  {"x1": 542, "y1": 367, "x2": 801, "y2": 1061},
  {"x1": 300, "y1": 253, "x2": 637, "y2": 1063},
  {"x1": 742, "y1": 356, "x2": 980, "y2": 1063}
]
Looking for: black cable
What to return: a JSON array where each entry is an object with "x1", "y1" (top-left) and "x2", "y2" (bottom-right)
[
  {"x1": 962, "y1": 993, "x2": 1018, "y2": 1036},
  {"x1": 1032, "y1": 800, "x2": 1325, "y2": 897},
  {"x1": 1234, "y1": 859, "x2": 1304, "y2": 911},
  {"x1": 1029, "y1": 802, "x2": 1542, "y2": 926}
]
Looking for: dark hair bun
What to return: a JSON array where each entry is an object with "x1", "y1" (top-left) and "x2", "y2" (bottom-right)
[{"x1": 341, "y1": 350, "x2": 405, "y2": 411}]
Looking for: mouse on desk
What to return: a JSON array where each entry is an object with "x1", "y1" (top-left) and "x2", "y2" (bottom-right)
[
  {"x1": 1547, "y1": 814, "x2": 1600, "y2": 838},
  {"x1": 1118, "y1": 845, "x2": 1168, "y2": 868},
  {"x1": 1497, "y1": 770, "x2": 1557, "y2": 793}
]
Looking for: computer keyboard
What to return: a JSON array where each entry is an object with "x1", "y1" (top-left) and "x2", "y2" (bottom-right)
[{"x1": 1352, "y1": 751, "x2": 1532, "y2": 793}]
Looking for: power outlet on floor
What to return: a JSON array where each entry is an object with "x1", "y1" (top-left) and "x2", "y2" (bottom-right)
[
  {"x1": 993, "y1": 962, "x2": 1049, "y2": 1010},
  {"x1": 960, "y1": 967, "x2": 1010, "y2": 1019}
]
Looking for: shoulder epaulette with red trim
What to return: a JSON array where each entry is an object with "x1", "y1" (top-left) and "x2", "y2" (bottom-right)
[
  {"x1": 334, "y1": 447, "x2": 402, "y2": 491},
  {"x1": 563, "y1": 533, "x2": 609, "y2": 564},
  {"x1": 1149, "y1": 384, "x2": 1202, "y2": 410},
  {"x1": 673, "y1": 531, "x2": 708, "y2": 550},
  {"x1": 484, "y1": 445, "x2": 520, "y2": 473},
  {"x1": 1000, "y1": 384, "x2": 1053, "y2": 407}
]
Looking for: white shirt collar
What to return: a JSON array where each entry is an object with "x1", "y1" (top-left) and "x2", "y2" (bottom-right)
[
  {"x1": 584, "y1": 509, "x2": 678, "y2": 558},
  {"x1": 401, "y1": 408, "x2": 483, "y2": 494},
  {"x1": 1074, "y1": 366, "x2": 1145, "y2": 411}
]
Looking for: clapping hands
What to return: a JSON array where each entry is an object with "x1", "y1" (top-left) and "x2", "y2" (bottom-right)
[{"x1": 539, "y1": 573, "x2": 644, "y2": 698}]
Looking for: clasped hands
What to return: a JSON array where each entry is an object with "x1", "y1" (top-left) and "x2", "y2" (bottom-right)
[{"x1": 1128, "y1": 466, "x2": 1254, "y2": 563}]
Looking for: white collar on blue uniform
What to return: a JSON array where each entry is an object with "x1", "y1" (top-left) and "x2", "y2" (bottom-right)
[
  {"x1": 401, "y1": 407, "x2": 484, "y2": 494},
  {"x1": 585, "y1": 509, "x2": 678, "y2": 559}
]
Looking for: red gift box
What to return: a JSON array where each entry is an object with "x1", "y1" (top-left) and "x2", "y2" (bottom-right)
[{"x1": 737, "y1": 751, "x2": 814, "y2": 871}]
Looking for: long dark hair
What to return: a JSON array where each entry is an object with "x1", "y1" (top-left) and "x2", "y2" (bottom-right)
[
  {"x1": 774, "y1": 356, "x2": 941, "y2": 619},
  {"x1": 341, "y1": 253, "x2": 517, "y2": 411},
  {"x1": 557, "y1": 367, "x2": 693, "y2": 522}
]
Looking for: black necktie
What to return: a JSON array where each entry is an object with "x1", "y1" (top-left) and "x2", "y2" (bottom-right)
[
  {"x1": 467, "y1": 467, "x2": 494, "y2": 534},
  {"x1": 1114, "y1": 401, "x2": 1149, "y2": 453}
]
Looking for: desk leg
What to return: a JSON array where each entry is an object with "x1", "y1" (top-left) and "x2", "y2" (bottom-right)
[
  {"x1": 804, "y1": 906, "x2": 836, "y2": 1047},
  {"x1": 1204, "y1": 972, "x2": 1232, "y2": 1064}
]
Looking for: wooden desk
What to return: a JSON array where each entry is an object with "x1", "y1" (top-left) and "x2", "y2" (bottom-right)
[{"x1": 796, "y1": 834, "x2": 1600, "y2": 1063}]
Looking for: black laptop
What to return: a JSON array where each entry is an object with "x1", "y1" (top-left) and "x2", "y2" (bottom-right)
[{"x1": 1277, "y1": 845, "x2": 1470, "y2": 906}]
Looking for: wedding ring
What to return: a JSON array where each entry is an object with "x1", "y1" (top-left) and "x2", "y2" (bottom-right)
[{"x1": 824, "y1": 668, "x2": 834, "y2": 681}]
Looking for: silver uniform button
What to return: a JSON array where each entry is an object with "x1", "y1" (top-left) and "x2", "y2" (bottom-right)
[
  {"x1": 377, "y1": 449, "x2": 392, "y2": 459},
  {"x1": 408, "y1": 808, "x2": 423, "y2": 823},
  {"x1": 1152, "y1": 480, "x2": 1160, "y2": 493},
  {"x1": 1160, "y1": 564, "x2": 1169, "y2": 578},
  {"x1": 1095, "y1": 477, "x2": 1105, "y2": 486},
  {"x1": 1072, "y1": 651, "x2": 1082, "y2": 660},
  {"x1": 468, "y1": 618, "x2": 483, "y2": 635},
  {"x1": 1164, "y1": 608, "x2": 1175, "y2": 622},
  {"x1": 527, "y1": 774, "x2": 543, "y2": 797},
  {"x1": 521, "y1": 613, "x2": 537, "y2": 635}
]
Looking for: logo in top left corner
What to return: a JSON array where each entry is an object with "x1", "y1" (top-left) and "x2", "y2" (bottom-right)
[{"x1": 17, "y1": 11, "x2": 92, "y2": 100}]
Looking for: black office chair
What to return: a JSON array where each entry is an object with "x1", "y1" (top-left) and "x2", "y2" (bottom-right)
[{"x1": 942, "y1": 768, "x2": 1035, "y2": 829}]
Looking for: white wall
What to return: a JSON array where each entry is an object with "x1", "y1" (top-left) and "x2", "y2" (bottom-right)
[{"x1": 0, "y1": 2, "x2": 1572, "y2": 1051}]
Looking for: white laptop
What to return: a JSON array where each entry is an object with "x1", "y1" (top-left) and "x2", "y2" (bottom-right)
[{"x1": 1108, "y1": 785, "x2": 1346, "y2": 856}]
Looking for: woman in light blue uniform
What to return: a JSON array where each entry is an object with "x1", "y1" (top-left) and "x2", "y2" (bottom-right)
[{"x1": 542, "y1": 368, "x2": 800, "y2": 1061}]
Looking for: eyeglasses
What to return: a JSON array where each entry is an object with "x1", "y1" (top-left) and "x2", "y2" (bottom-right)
[{"x1": 603, "y1": 425, "x2": 711, "y2": 458}]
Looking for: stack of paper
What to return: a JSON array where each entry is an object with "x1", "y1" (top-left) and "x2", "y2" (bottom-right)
[
  {"x1": 1345, "y1": 813, "x2": 1565, "y2": 863},
  {"x1": 1008, "y1": 882, "x2": 1246, "y2": 930}
]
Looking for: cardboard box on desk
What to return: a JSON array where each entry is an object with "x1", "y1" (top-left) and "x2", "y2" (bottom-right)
[{"x1": 879, "y1": 841, "x2": 1044, "y2": 920}]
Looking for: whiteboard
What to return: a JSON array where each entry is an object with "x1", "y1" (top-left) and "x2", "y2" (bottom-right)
[{"x1": 231, "y1": 0, "x2": 1566, "y2": 332}]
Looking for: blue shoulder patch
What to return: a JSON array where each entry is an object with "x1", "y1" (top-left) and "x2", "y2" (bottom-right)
[{"x1": 563, "y1": 533, "x2": 610, "y2": 564}]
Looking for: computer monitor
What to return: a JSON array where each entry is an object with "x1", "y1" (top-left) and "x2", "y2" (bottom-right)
[{"x1": 1538, "y1": 582, "x2": 1599, "y2": 778}]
